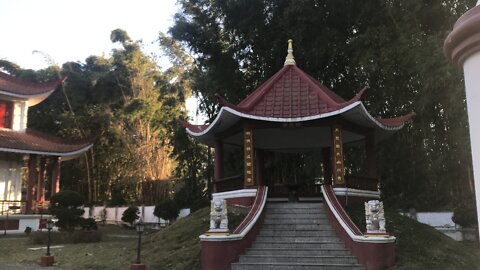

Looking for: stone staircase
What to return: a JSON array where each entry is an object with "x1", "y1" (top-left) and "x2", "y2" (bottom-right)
[{"x1": 231, "y1": 202, "x2": 364, "y2": 270}]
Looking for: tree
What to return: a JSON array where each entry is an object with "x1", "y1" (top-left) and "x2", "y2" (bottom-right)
[
  {"x1": 11, "y1": 28, "x2": 188, "y2": 205},
  {"x1": 48, "y1": 190, "x2": 85, "y2": 231},
  {"x1": 121, "y1": 206, "x2": 140, "y2": 227},
  {"x1": 154, "y1": 199, "x2": 180, "y2": 223},
  {"x1": 169, "y1": 0, "x2": 477, "y2": 209}
]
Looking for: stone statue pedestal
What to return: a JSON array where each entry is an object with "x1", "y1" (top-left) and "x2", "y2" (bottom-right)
[
  {"x1": 41, "y1": 255, "x2": 54, "y2": 267},
  {"x1": 130, "y1": 263, "x2": 146, "y2": 270}
]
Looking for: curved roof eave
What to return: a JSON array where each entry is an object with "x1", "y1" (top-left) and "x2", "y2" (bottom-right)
[
  {"x1": 186, "y1": 102, "x2": 406, "y2": 145},
  {"x1": 0, "y1": 89, "x2": 56, "y2": 107},
  {"x1": 0, "y1": 144, "x2": 93, "y2": 161}
]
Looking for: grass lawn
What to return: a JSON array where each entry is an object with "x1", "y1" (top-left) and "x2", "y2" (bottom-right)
[
  {"x1": 2, "y1": 204, "x2": 479, "y2": 269},
  {"x1": 0, "y1": 206, "x2": 246, "y2": 270},
  {"x1": 0, "y1": 225, "x2": 139, "y2": 270},
  {"x1": 346, "y1": 205, "x2": 480, "y2": 270}
]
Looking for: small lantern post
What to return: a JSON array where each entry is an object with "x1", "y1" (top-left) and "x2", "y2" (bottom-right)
[
  {"x1": 130, "y1": 219, "x2": 146, "y2": 270},
  {"x1": 41, "y1": 218, "x2": 55, "y2": 267}
]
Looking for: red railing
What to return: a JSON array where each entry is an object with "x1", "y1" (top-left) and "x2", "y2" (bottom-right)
[{"x1": 0, "y1": 200, "x2": 50, "y2": 215}]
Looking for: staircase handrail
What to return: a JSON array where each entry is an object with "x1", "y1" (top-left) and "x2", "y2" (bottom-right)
[
  {"x1": 200, "y1": 186, "x2": 268, "y2": 241},
  {"x1": 322, "y1": 185, "x2": 395, "y2": 243}
]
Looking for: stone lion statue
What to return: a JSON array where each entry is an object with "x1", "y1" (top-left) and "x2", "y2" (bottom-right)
[
  {"x1": 209, "y1": 198, "x2": 228, "y2": 232},
  {"x1": 365, "y1": 200, "x2": 386, "y2": 234}
]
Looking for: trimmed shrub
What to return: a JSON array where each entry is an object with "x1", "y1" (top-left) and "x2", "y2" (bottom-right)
[
  {"x1": 48, "y1": 190, "x2": 85, "y2": 231},
  {"x1": 121, "y1": 206, "x2": 139, "y2": 227},
  {"x1": 81, "y1": 218, "x2": 98, "y2": 231},
  {"x1": 452, "y1": 197, "x2": 478, "y2": 227},
  {"x1": 154, "y1": 199, "x2": 180, "y2": 223}
]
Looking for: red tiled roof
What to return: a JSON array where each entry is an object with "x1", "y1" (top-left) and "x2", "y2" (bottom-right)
[
  {"x1": 217, "y1": 65, "x2": 365, "y2": 118},
  {"x1": 0, "y1": 128, "x2": 93, "y2": 157},
  {"x1": 377, "y1": 112, "x2": 416, "y2": 127},
  {"x1": 0, "y1": 71, "x2": 65, "y2": 96}
]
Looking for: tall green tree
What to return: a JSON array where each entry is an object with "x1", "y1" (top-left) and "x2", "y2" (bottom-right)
[
  {"x1": 6, "y1": 29, "x2": 188, "y2": 205},
  {"x1": 169, "y1": 0, "x2": 476, "y2": 209}
]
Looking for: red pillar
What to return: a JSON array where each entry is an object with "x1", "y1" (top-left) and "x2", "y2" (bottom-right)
[
  {"x1": 51, "y1": 157, "x2": 61, "y2": 196},
  {"x1": 366, "y1": 134, "x2": 377, "y2": 179},
  {"x1": 26, "y1": 155, "x2": 38, "y2": 214},
  {"x1": 244, "y1": 128, "x2": 255, "y2": 187},
  {"x1": 213, "y1": 141, "x2": 223, "y2": 193},
  {"x1": 36, "y1": 157, "x2": 46, "y2": 202},
  {"x1": 331, "y1": 125, "x2": 345, "y2": 188}
]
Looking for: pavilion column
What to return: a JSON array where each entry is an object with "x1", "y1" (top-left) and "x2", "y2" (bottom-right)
[
  {"x1": 331, "y1": 125, "x2": 346, "y2": 188},
  {"x1": 255, "y1": 149, "x2": 265, "y2": 186},
  {"x1": 322, "y1": 147, "x2": 332, "y2": 185},
  {"x1": 244, "y1": 128, "x2": 255, "y2": 187},
  {"x1": 26, "y1": 155, "x2": 38, "y2": 214},
  {"x1": 36, "y1": 157, "x2": 46, "y2": 202},
  {"x1": 51, "y1": 157, "x2": 61, "y2": 196},
  {"x1": 213, "y1": 140, "x2": 223, "y2": 193},
  {"x1": 366, "y1": 133, "x2": 377, "y2": 179},
  {"x1": 444, "y1": 3, "x2": 480, "y2": 240}
]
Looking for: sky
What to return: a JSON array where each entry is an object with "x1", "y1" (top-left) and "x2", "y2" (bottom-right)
[
  {"x1": 0, "y1": 0, "x2": 178, "y2": 70},
  {"x1": 0, "y1": 0, "x2": 204, "y2": 122}
]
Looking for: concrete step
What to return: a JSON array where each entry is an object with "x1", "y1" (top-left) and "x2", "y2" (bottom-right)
[
  {"x1": 245, "y1": 248, "x2": 351, "y2": 256},
  {"x1": 258, "y1": 229, "x2": 337, "y2": 237},
  {"x1": 231, "y1": 262, "x2": 364, "y2": 270},
  {"x1": 238, "y1": 255, "x2": 359, "y2": 264},
  {"x1": 262, "y1": 224, "x2": 332, "y2": 230},
  {"x1": 252, "y1": 241, "x2": 345, "y2": 249},
  {"x1": 265, "y1": 208, "x2": 324, "y2": 214},
  {"x1": 263, "y1": 218, "x2": 330, "y2": 225},
  {"x1": 255, "y1": 235, "x2": 341, "y2": 242},
  {"x1": 265, "y1": 213, "x2": 326, "y2": 219},
  {"x1": 266, "y1": 203, "x2": 323, "y2": 209}
]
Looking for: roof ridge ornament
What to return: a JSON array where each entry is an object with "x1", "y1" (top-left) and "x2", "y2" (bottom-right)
[{"x1": 284, "y1": 39, "x2": 296, "y2": 66}]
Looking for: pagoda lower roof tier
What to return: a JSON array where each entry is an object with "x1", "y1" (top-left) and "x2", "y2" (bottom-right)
[
  {"x1": 0, "y1": 71, "x2": 65, "y2": 106},
  {"x1": 181, "y1": 102, "x2": 415, "y2": 149},
  {"x1": 0, "y1": 128, "x2": 93, "y2": 160}
]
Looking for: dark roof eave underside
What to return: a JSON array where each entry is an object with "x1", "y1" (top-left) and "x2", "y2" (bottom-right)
[{"x1": 184, "y1": 101, "x2": 412, "y2": 146}]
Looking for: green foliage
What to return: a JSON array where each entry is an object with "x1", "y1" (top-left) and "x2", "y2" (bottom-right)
[
  {"x1": 452, "y1": 197, "x2": 478, "y2": 227},
  {"x1": 13, "y1": 27, "x2": 191, "y2": 205},
  {"x1": 48, "y1": 190, "x2": 85, "y2": 231},
  {"x1": 121, "y1": 206, "x2": 139, "y2": 227},
  {"x1": 154, "y1": 199, "x2": 180, "y2": 223},
  {"x1": 170, "y1": 0, "x2": 477, "y2": 209}
]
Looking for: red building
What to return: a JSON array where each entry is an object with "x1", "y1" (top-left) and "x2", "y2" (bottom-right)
[{"x1": 0, "y1": 71, "x2": 93, "y2": 215}]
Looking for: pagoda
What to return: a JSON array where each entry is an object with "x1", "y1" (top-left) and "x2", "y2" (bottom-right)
[
  {"x1": 0, "y1": 71, "x2": 93, "y2": 216},
  {"x1": 181, "y1": 40, "x2": 414, "y2": 198},
  {"x1": 181, "y1": 40, "x2": 414, "y2": 270}
]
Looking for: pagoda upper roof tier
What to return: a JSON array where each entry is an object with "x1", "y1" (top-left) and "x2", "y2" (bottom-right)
[
  {"x1": 0, "y1": 128, "x2": 93, "y2": 160},
  {"x1": 215, "y1": 65, "x2": 366, "y2": 118},
  {"x1": 181, "y1": 41, "x2": 414, "y2": 149},
  {"x1": 181, "y1": 66, "x2": 415, "y2": 148},
  {"x1": 0, "y1": 71, "x2": 66, "y2": 106}
]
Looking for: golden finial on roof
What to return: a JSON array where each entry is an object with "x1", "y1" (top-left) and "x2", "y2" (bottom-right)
[{"x1": 284, "y1": 39, "x2": 296, "y2": 66}]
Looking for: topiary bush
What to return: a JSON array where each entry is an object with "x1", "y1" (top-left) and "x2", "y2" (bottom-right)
[
  {"x1": 121, "y1": 206, "x2": 139, "y2": 227},
  {"x1": 452, "y1": 197, "x2": 478, "y2": 227},
  {"x1": 48, "y1": 190, "x2": 85, "y2": 231},
  {"x1": 154, "y1": 199, "x2": 180, "y2": 223}
]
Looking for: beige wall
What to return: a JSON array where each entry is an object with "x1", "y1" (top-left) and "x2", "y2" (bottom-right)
[{"x1": 11, "y1": 101, "x2": 28, "y2": 132}]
